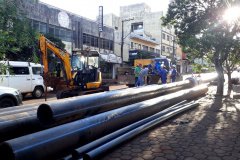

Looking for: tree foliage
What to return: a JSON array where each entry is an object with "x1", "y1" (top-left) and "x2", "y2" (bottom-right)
[
  {"x1": 0, "y1": 0, "x2": 39, "y2": 62},
  {"x1": 162, "y1": 0, "x2": 240, "y2": 95}
]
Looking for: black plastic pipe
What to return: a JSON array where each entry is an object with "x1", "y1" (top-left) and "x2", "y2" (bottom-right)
[
  {"x1": 83, "y1": 102, "x2": 199, "y2": 160},
  {"x1": 0, "y1": 80, "x2": 193, "y2": 143},
  {"x1": 0, "y1": 85, "x2": 207, "y2": 160},
  {"x1": 0, "y1": 110, "x2": 44, "y2": 142},
  {"x1": 72, "y1": 100, "x2": 188, "y2": 159},
  {"x1": 37, "y1": 80, "x2": 195, "y2": 127}
]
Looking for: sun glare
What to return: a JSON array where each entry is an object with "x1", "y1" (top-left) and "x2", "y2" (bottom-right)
[{"x1": 223, "y1": 7, "x2": 240, "y2": 23}]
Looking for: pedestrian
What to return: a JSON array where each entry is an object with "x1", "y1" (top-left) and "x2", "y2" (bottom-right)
[
  {"x1": 135, "y1": 68, "x2": 151, "y2": 87},
  {"x1": 134, "y1": 64, "x2": 142, "y2": 86},
  {"x1": 170, "y1": 65, "x2": 177, "y2": 82},
  {"x1": 160, "y1": 66, "x2": 168, "y2": 84}
]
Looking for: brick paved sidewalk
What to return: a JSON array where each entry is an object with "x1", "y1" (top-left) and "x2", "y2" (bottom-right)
[{"x1": 101, "y1": 86, "x2": 240, "y2": 160}]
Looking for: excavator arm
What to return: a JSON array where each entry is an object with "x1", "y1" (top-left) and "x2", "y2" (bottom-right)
[{"x1": 38, "y1": 34, "x2": 73, "y2": 86}]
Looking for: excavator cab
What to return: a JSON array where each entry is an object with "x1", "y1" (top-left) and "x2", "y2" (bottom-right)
[{"x1": 71, "y1": 50, "x2": 101, "y2": 90}]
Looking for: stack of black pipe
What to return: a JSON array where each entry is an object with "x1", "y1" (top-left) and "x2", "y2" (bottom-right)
[{"x1": 0, "y1": 76, "x2": 216, "y2": 160}]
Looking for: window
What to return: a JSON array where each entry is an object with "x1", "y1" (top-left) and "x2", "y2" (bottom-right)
[
  {"x1": 167, "y1": 47, "x2": 169, "y2": 53},
  {"x1": 131, "y1": 42, "x2": 133, "y2": 49},
  {"x1": 94, "y1": 37, "x2": 98, "y2": 47},
  {"x1": 150, "y1": 47, "x2": 154, "y2": 52},
  {"x1": 162, "y1": 46, "x2": 165, "y2": 52},
  {"x1": 32, "y1": 67, "x2": 42, "y2": 75},
  {"x1": 10, "y1": 67, "x2": 29, "y2": 75},
  {"x1": 142, "y1": 45, "x2": 148, "y2": 51},
  {"x1": 167, "y1": 35, "x2": 170, "y2": 41},
  {"x1": 66, "y1": 31, "x2": 72, "y2": 42},
  {"x1": 33, "y1": 21, "x2": 39, "y2": 30},
  {"x1": 167, "y1": 25, "x2": 172, "y2": 30},
  {"x1": 40, "y1": 23, "x2": 46, "y2": 34},
  {"x1": 132, "y1": 23, "x2": 143, "y2": 36},
  {"x1": 110, "y1": 41, "x2": 113, "y2": 50},
  {"x1": 49, "y1": 25, "x2": 55, "y2": 36},
  {"x1": 91, "y1": 36, "x2": 94, "y2": 46},
  {"x1": 55, "y1": 27, "x2": 60, "y2": 38},
  {"x1": 156, "y1": 49, "x2": 160, "y2": 53},
  {"x1": 60, "y1": 29, "x2": 66, "y2": 40},
  {"x1": 138, "y1": 44, "x2": 141, "y2": 49},
  {"x1": 162, "y1": 33, "x2": 166, "y2": 40}
]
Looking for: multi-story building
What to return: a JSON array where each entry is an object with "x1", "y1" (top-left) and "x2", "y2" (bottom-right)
[
  {"x1": 22, "y1": 1, "x2": 120, "y2": 79},
  {"x1": 103, "y1": 3, "x2": 182, "y2": 72}
]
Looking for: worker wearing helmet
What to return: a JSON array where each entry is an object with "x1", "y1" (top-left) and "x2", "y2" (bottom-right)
[{"x1": 160, "y1": 66, "x2": 168, "y2": 84}]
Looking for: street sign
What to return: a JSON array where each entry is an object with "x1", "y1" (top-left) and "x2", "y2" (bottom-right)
[{"x1": 99, "y1": 6, "x2": 103, "y2": 32}]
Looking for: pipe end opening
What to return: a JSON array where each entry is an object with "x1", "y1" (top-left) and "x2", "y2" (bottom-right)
[
  {"x1": 37, "y1": 104, "x2": 53, "y2": 127},
  {"x1": 0, "y1": 142, "x2": 15, "y2": 160}
]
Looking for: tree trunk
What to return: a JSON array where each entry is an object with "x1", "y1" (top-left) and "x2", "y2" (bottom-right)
[
  {"x1": 226, "y1": 64, "x2": 232, "y2": 96},
  {"x1": 215, "y1": 63, "x2": 224, "y2": 95}
]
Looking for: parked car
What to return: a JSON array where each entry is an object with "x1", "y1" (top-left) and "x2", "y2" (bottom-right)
[
  {"x1": 0, "y1": 86, "x2": 22, "y2": 108},
  {"x1": 0, "y1": 61, "x2": 52, "y2": 98}
]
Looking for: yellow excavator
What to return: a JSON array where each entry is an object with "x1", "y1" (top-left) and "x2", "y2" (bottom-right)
[{"x1": 38, "y1": 34, "x2": 102, "y2": 99}]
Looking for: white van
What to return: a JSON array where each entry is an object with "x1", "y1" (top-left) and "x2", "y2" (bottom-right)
[{"x1": 0, "y1": 61, "x2": 51, "y2": 98}]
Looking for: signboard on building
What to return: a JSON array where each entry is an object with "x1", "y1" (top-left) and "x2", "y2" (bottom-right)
[
  {"x1": 100, "y1": 54, "x2": 122, "y2": 64},
  {"x1": 99, "y1": 6, "x2": 103, "y2": 32}
]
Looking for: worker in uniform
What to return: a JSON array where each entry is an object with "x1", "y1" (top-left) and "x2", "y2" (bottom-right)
[
  {"x1": 160, "y1": 66, "x2": 168, "y2": 84},
  {"x1": 170, "y1": 65, "x2": 177, "y2": 82},
  {"x1": 134, "y1": 64, "x2": 142, "y2": 86},
  {"x1": 135, "y1": 68, "x2": 151, "y2": 87}
]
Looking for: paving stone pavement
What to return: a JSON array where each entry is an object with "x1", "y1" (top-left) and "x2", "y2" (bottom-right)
[{"x1": 100, "y1": 86, "x2": 240, "y2": 160}]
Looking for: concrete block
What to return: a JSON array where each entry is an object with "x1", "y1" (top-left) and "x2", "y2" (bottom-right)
[{"x1": 232, "y1": 84, "x2": 240, "y2": 93}]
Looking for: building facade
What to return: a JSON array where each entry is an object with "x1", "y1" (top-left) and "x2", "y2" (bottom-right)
[
  {"x1": 103, "y1": 3, "x2": 182, "y2": 72},
  {"x1": 22, "y1": 1, "x2": 120, "y2": 79}
]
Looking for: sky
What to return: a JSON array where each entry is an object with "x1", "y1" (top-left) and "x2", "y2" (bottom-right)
[{"x1": 40, "y1": 0, "x2": 170, "y2": 20}]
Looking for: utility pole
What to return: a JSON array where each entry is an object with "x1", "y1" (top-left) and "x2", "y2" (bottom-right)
[
  {"x1": 172, "y1": 36, "x2": 176, "y2": 66},
  {"x1": 120, "y1": 18, "x2": 134, "y2": 67}
]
